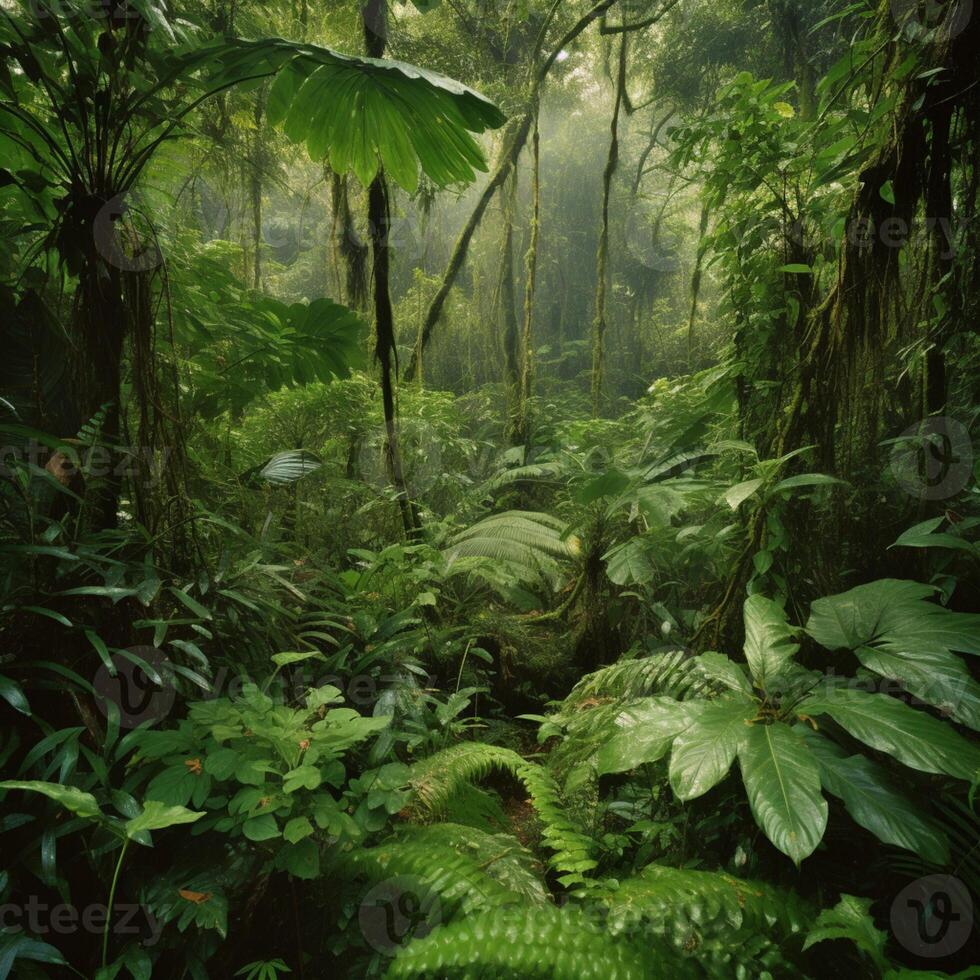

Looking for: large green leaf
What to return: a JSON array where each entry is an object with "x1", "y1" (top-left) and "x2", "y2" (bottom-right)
[
  {"x1": 854, "y1": 644, "x2": 980, "y2": 732},
  {"x1": 737, "y1": 723, "x2": 827, "y2": 865},
  {"x1": 801, "y1": 729, "x2": 949, "y2": 864},
  {"x1": 0, "y1": 780, "x2": 101, "y2": 820},
  {"x1": 743, "y1": 595, "x2": 799, "y2": 689},
  {"x1": 801, "y1": 687, "x2": 980, "y2": 782},
  {"x1": 807, "y1": 579, "x2": 980, "y2": 657},
  {"x1": 807, "y1": 580, "x2": 980, "y2": 731},
  {"x1": 603, "y1": 537, "x2": 655, "y2": 586},
  {"x1": 124, "y1": 801, "x2": 205, "y2": 838},
  {"x1": 669, "y1": 698, "x2": 756, "y2": 801},
  {"x1": 187, "y1": 38, "x2": 506, "y2": 192},
  {"x1": 596, "y1": 698, "x2": 700, "y2": 776}
]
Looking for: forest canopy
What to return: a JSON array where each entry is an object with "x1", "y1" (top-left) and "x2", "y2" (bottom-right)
[{"x1": 1, "y1": 0, "x2": 979, "y2": 977}]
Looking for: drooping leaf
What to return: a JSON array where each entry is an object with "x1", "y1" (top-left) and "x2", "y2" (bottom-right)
[
  {"x1": 801, "y1": 729, "x2": 949, "y2": 864},
  {"x1": 125, "y1": 801, "x2": 205, "y2": 838},
  {"x1": 737, "y1": 723, "x2": 827, "y2": 865},
  {"x1": 184, "y1": 37, "x2": 506, "y2": 192},
  {"x1": 801, "y1": 687, "x2": 980, "y2": 782}
]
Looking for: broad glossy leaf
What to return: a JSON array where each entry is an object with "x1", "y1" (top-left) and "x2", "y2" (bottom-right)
[
  {"x1": 807, "y1": 579, "x2": 980, "y2": 659},
  {"x1": 125, "y1": 801, "x2": 205, "y2": 837},
  {"x1": 669, "y1": 698, "x2": 755, "y2": 800},
  {"x1": 596, "y1": 698, "x2": 700, "y2": 775},
  {"x1": 743, "y1": 595, "x2": 799, "y2": 688},
  {"x1": 243, "y1": 813, "x2": 279, "y2": 841},
  {"x1": 854, "y1": 644, "x2": 980, "y2": 731},
  {"x1": 737, "y1": 723, "x2": 827, "y2": 865},
  {"x1": 801, "y1": 687, "x2": 980, "y2": 781},
  {"x1": 695, "y1": 652, "x2": 753, "y2": 695},
  {"x1": 801, "y1": 729, "x2": 949, "y2": 865}
]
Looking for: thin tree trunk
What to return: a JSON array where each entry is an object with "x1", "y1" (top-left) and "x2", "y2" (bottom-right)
[
  {"x1": 686, "y1": 200, "x2": 710, "y2": 369},
  {"x1": 364, "y1": 0, "x2": 418, "y2": 536},
  {"x1": 592, "y1": 31, "x2": 627, "y2": 417},
  {"x1": 500, "y1": 172, "x2": 520, "y2": 405},
  {"x1": 250, "y1": 93, "x2": 264, "y2": 290},
  {"x1": 515, "y1": 106, "x2": 541, "y2": 446},
  {"x1": 404, "y1": 0, "x2": 621, "y2": 381}
]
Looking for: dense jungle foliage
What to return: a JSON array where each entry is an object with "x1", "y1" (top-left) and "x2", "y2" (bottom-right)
[{"x1": 1, "y1": 0, "x2": 980, "y2": 976}]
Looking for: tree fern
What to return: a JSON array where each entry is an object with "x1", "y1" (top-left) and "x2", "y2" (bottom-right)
[{"x1": 446, "y1": 512, "x2": 580, "y2": 577}]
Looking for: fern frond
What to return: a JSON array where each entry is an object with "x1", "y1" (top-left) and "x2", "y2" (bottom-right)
[
  {"x1": 340, "y1": 829, "x2": 524, "y2": 920},
  {"x1": 564, "y1": 649, "x2": 717, "y2": 707},
  {"x1": 384, "y1": 904, "x2": 692, "y2": 979},
  {"x1": 598, "y1": 864, "x2": 812, "y2": 974},
  {"x1": 515, "y1": 760, "x2": 599, "y2": 891},
  {"x1": 480, "y1": 461, "x2": 564, "y2": 495},
  {"x1": 407, "y1": 742, "x2": 525, "y2": 819},
  {"x1": 406, "y1": 744, "x2": 600, "y2": 892},
  {"x1": 392, "y1": 823, "x2": 549, "y2": 903},
  {"x1": 448, "y1": 512, "x2": 580, "y2": 565}
]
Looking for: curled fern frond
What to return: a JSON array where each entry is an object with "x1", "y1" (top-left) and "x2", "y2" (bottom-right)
[{"x1": 407, "y1": 742, "x2": 525, "y2": 820}]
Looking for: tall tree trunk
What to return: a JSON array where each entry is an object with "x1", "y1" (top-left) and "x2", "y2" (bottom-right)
[
  {"x1": 515, "y1": 106, "x2": 541, "y2": 446},
  {"x1": 592, "y1": 31, "x2": 627, "y2": 417},
  {"x1": 686, "y1": 201, "x2": 710, "y2": 369},
  {"x1": 250, "y1": 93, "x2": 265, "y2": 290},
  {"x1": 404, "y1": 112, "x2": 533, "y2": 382},
  {"x1": 363, "y1": 0, "x2": 418, "y2": 536},
  {"x1": 500, "y1": 172, "x2": 520, "y2": 411}
]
